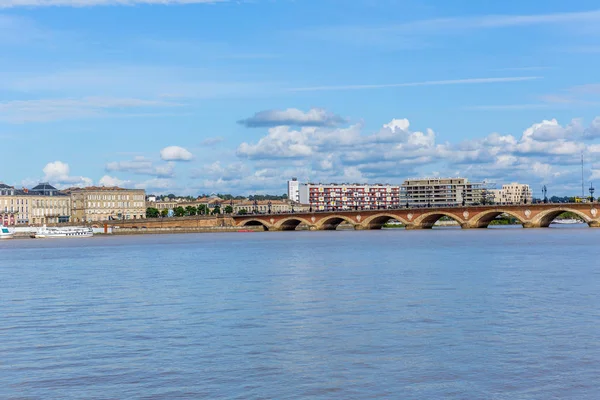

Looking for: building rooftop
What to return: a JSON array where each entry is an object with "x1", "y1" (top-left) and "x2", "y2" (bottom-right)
[
  {"x1": 31, "y1": 182, "x2": 58, "y2": 192},
  {"x1": 65, "y1": 186, "x2": 143, "y2": 192}
]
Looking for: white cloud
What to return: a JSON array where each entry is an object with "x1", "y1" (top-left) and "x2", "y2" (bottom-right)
[
  {"x1": 42, "y1": 161, "x2": 92, "y2": 188},
  {"x1": 237, "y1": 126, "x2": 313, "y2": 159},
  {"x1": 0, "y1": 0, "x2": 224, "y2": 7},
  {"x1": 98, "y1": 175, "x2": 131, "y2": 187},
  {"x1": 238, "y1": 108, "x2": 346, "y2": 127},
  {"x1": 225, "y1": 115, "x2": 600, "y2": 195},
  {"x1": 160, "y1": 146, "x2": 193, "y2": 161}
]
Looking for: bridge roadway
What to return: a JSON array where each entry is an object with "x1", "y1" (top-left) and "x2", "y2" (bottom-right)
[{"x1": 233, "y1": 203, "x2": 600, "y2": 231}]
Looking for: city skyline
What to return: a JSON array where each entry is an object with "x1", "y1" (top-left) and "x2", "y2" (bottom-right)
[{"x1": 2, "y1": 1, "x2": 600, "y2": 196}]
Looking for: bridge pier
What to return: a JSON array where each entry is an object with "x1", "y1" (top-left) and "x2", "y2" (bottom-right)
[{"x1": 588, "y1": 220, "x2": 600, "y2": 228}]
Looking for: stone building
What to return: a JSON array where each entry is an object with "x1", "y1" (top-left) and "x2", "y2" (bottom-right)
[
  {"x1": 67, "y1": 186, "x2": 146, "y2": 223},
  {"x1": 233, "y1": 199, "x2": 310, "y2": 214},
  {"x1": 0, "y1": 182, "x2": 70, "y2": 225}
]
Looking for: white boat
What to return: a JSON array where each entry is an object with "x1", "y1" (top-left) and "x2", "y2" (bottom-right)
[
  {"x1": 32, "y1": 225, "x2": 93, "y2": 239},
  {"x1": 552, "y1": 218, "x2": 582, "y2": 225},
  {"x1": 0, "y1": 225, "x2": 14, "y2": 239}
]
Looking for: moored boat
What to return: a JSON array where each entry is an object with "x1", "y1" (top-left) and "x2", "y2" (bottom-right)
[
  {"x1": 551, "y1": 218, "x2": 583, "y2": 225},
  {"x1": 0, "y1": 224, "x2": 14, "y2": 239},
  {"x1": 32, "y1": 225, "x2": 93, "y2": 238}
]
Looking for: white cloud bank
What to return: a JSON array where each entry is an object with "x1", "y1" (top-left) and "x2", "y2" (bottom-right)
[{"x1": 160, "y1": 146, "x2": 193, "y2": 161}]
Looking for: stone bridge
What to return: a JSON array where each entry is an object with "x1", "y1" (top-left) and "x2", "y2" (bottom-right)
[{"x1": 233, "y1": 203, "x2": 600, "y2": 231}]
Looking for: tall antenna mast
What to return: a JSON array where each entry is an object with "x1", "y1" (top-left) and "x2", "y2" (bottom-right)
[{"x1": 582, "y1": 152, "x2": 585, "y2": 198}]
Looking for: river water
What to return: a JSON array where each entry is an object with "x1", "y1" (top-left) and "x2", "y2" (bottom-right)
[{"x1": 1, "y1": 227, "x2": 599, "y2": 399}]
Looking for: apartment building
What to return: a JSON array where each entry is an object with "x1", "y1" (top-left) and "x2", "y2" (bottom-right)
[
  {"x1": 287, "y1": 178, "x2": 300, "y2": 203},
  {"x1": 67, "y1": 186, "x2": 146, "y2": 222},
  {"x1": 491, "y1": 183, "x2": 532, "y2": 204},
  {"x1": 298, "y1": 183, "x2": 401, "y2": 211},
  {"x1": 400, "y1": 178, "x2": 485, "y2": 207}
]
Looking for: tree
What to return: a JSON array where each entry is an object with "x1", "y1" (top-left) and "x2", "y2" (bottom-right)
[
  {"x1": 161, "y1": 209, "x2": 169, "y2": 217},
  {"x1": 211, "y1": 206, "x2": 221, "y2": 215},
  {"x1": 146, "y1": 207, "x2": 160, "y2": 218},
  {"x1": 185, "y1": 206, "x2": 197, "y2": 216},
  {"x1": 224, "y1": 205, "x2": 233, "y2": 214},
  {"x1": 173, "y1": 206, "x2": 185, "y2": 217},
  {"x1": 197, "y1": 204, "x2": 208, "y2": 215},
  {"x1": 237, "y1": 208, "x2": 248, "y2": 215}
]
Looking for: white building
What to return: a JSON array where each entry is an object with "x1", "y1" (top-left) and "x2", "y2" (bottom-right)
[
  {"x1": 491, "y1": 183, "x2": 532, "y2": 204},
  {"x1": 287, "y1": 178, "x2": 300, "y2": 203},
  {"x1": 400, "y1": 177, "x2": 485, "y2": 207},
  {"x1": 298, "y1": 183, "x2": 401, "y2": 211}
]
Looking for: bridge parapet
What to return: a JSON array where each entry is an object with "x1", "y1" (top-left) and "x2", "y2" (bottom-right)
[{"x1": 231, "y1": 203, "x2": 600, "y2": 231}]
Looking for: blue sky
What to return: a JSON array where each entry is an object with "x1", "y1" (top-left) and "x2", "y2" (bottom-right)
[{"x1": 2, "y1": 0, "x2": 600, "y2": 197}]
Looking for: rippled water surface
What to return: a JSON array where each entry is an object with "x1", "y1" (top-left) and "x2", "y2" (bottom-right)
[{"x1": 1, "y1": 228, "x2": 600, "y2": 399}]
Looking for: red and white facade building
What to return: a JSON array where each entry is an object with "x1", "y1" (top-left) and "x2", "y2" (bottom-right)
[{"x1": 298, "y1": 183, "x2": 401, "y2": 211}]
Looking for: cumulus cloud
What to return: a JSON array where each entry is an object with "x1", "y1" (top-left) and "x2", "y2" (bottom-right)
[
  {"x1": 0, "y1": 0, "x2": 223, "y2": 7},
  {"x1": 238, "y1": 108, "x2": 346, "y2": 128},
  {"x1": 226, "y1": 115, "x2": 600, "y2": 195},
  {"x1": 98, "y1": 175, "x2": 131, "y2": 187},
  {"x1": 160, "y1": 146, "x2": 193, "y2": 161},
  {"x1": 42, "y1": 161, "x2": 92, "y2": 187}
]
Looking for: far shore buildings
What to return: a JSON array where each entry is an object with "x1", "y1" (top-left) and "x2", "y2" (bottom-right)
[
  {"x1": 66, "y1": 186, "x2": 146, "y2": 222},
  {"x1": 490, "y1": 183, "x2": 532, "y2": 205},
  {"x1": 0, "y1": 183, "x2": 71, "y2": 225},
  {"x1": 291, "y1": 177, "x2": 491, "y2": 210},
  {"x1": 298, "y1": 183, "x2": 401, "y2": 211},
  {"x1": 146, "y1": 195, "x2": 309, "y2": 214}
]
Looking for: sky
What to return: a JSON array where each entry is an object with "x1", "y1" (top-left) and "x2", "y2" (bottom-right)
[{"x1": 2, "y1": 0, "x2": 600, "y2": 197}]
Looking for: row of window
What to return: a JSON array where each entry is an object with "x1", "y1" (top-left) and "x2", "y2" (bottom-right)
[{"x1": 85, "y1": 194, "x2": 143, "y2": 201}]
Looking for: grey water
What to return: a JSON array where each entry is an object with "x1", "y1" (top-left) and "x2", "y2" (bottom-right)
[{"x1": 1, "y1": 227, "x2": 599, "y2": 399}]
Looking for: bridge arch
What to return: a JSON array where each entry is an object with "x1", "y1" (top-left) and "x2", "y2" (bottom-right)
[
  {"x1": 412, "y1": 211, "x2": 464, "y2": 229},
  {"x1": 275, "y1": 217, "x2": 313, "y2": 231},
  {"x1": 317, "y1": 215, "x2": 356, "y2": 230},
  {"x1": 470, "y1": 210, "x2": 526, "y2": 228},
  {"x1": 532, "y1": 208, "x2": 591, "y2": 227},
  {"x1": 361, "y1": 213, "x2": 409, "y2": 230},
  {"x1": 240, "y1": 219, "x2": 271, "y2": 231}
]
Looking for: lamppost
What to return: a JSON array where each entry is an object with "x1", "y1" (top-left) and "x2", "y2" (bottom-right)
[
  {"x1": 268, "y1": 200, "x2": 272, "y2": 214},
  {"x1": 253, "y1": 199, "x2": 258, "y2": 214},
  {"x1": 542, "y1": 185, "x2": 548, "y2": 204},
  {"x1": 230, "y1": 199, "x2": 234, "y2": 214},
  {"x1": 589, "y1": 182, "x2": 595, "y2": 202},
  {"x1": 461, "y1": 187, "x2": 466, "y2": 207},
  {"x1": 291, "y1": 203, "x2": 295, "y2": 213}
]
